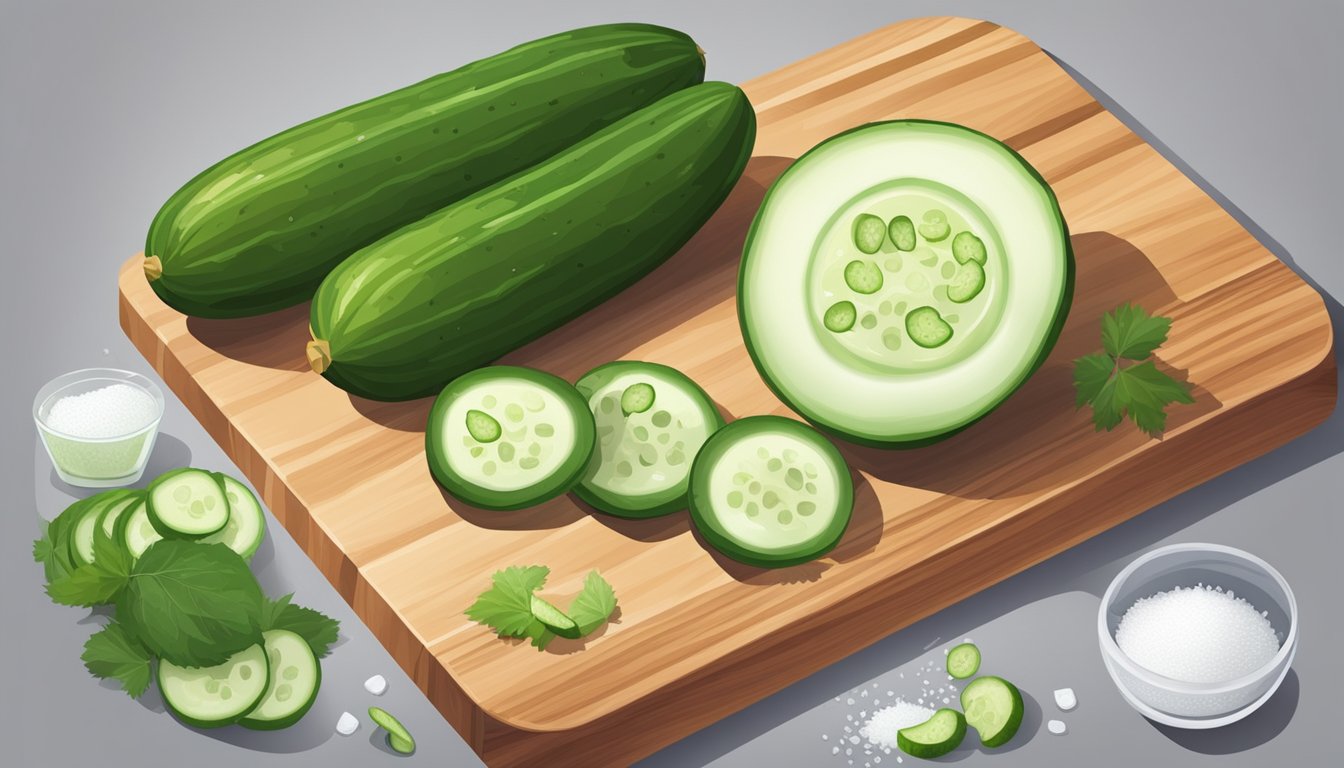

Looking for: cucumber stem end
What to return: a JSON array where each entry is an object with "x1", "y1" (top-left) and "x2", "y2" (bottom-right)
[
  {"x1": 143, "y1": 255, "x2": 163, "y2": 281},
  {"x1": 306, "y1": 339, "x2": 332, "y2": 374}
]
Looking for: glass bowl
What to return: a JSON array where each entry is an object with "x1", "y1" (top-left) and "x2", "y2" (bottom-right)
[
  {"x1": 1097, "y1": 542, "x2": 1297, "y2": 728},
  {"x1": 33, "y1": 368, "x2": 165, "y2": 488}
]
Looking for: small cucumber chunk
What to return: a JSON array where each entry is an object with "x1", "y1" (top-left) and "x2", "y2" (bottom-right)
[
  {"x1": 947, "y1": 260, "x2": 986, "y2": 304},
  {"x1": 888, "y1": 214, "x2": 916, "y2": 251},
  {"x1": 620, "y1": 382, "x2": 656, "y2": 415},
  {"x1": 465, "y1": 409, "x2": 502, "y2": 443},
  {"x1": 688, "y1": 416, "x2": 854, "y2": 568},
  {"x1": 199, "y1": 473, "x2": 267, "y2": 560},
  {"x1": 159, "y1": 643, "x2": 270, "y2": 729},
  {"x1": 843, "y1": 260, "x2": 883, "y2": 294},
  {"x1": 919, "y1": 209, "x2": 951, "y2": 241},
  {"x1": 123, "y1": 499, "x2": 162, "y2": 559},
  {"x1": 823, "y1": 301, "x2": 857, "y2": 333},
  {"x1": 852, "y1": 213, "x2": 886, "y2": 254},
  {"x1": 240, "y1": 630, "x2": 321, "y2": 730},
  {"x1": 951, "y1": 231, "x2": 987, "y2": 265},
  {"x1": 530, "y1": 594, "x2": 581, "y2": 639},
  {"x1": 147, "y1": 468, "x2": 230, "y2": 538},
  {"x1": 897, "y1": 708, "x2": 967, "y2": 759},
  {"x1": 369, "y1": 707, "x2": 415, "y2": 754},
  {"x1": 961, "y1": 676, "x2": 1025, "y2": 748},
  {"x1": 947, "y1": 642, "x2": 981, "y2": 679},
  {"x1": 906, "y1": 306, "x2": 954, "y2": 348}
]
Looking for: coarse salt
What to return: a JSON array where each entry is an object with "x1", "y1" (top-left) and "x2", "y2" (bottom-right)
[
  {"x1": 860, "y1": 700, "x2": 936, "y2": 751},
  {"x1": 1116, "y1": 584, "x2": 1279, "y2": 682},
  {"x1": 364, "y1": 674, "x2": 388, "y2": 695},
  {"x1": 46, "y1": 383, "x2": 156, "y2": 438},
  {"x1": 336, "y1": 711, "x2": 359, "y2": 735},
  {"x1": 1054, "y1": 688, "x2": 1077, "y2": 711}
]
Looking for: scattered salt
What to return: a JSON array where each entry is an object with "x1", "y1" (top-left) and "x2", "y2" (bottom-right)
[
  {"x1": 1054, "y1": 688, "x2": 1077, "y2": 711},
  {"x1": 364, "y1": 674, "x2": 388, "y2": 695},
  {"x1": 1047, "y1": 719, "x2": 1067, "y2": 735},
  {"x1": 832, "y1": 746, "x2": 840, "y2": 755},
  {"x1": 1116, "y1": 584, "x2": 1279, "y2": 682},
  {"x1": 860, "y1": 700, "x2": 936, "y2": 751},
  {"x1": 336, "y1": 711, "x2": 359, "y2": 735},
  {"x1": 46, "y1": 383, "x2": 156, "y2": 438}
]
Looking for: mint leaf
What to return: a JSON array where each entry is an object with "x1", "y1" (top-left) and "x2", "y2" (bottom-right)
[
  {"x1": 1102, "y1": 303, "x2": 1171, "y2": 361},
  {"x1": 261, "y1": 594, "x2": 341, "y2": 658},
  {"x1": 117, "y1": 540, "x2": 263, "y2": 667},
  {"x1": 82, "y1": 622, "x2": 152, "y2": 699},
  {"x1": 465, "y1": 565, "x2": 550, "y2": 639},
  {"x1": 1115, "y1": 360, "x2": 1195, "y2": 436},
  {"x1": 567, "y1": 571, "x2": 618, "y2": 636}
]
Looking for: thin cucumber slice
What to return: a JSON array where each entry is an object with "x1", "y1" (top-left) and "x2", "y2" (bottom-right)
[
  {"x1": 240, "y1": 630, "x2": 321, "y2": 730},
  {"x1": 199, "y1": 473, "x2": 266, "y2": 560},
  {"x1": 688, "y1": 416, "x2": 854, "y2": 568},
  {"x1": 159, "y1": 643, "x2": 270, "y2": 729},
  {"x1": 369, "y1": 707, "x2": 415, "y2": 754},
  {"x1": 147, "y1": 468, "x2": 229, "y2": 538},
  {"x1": 575, "y1": 361, "x2": 725, "y2": 518},
  {"x1": 123, "y1": 500, "x2": 162, "y2": 559},
  {"x1": 99, "y1": 491, "x2": 143, "y2": 545},
  {"x1": 427, "y1": 366, "x2": 595, "y2": 510},
  {"x1": 947, "y1": 642, "x2": 981, "y2": 679},
  {"x1": 888, "y1": 214, "x2": 916, "y2": 251},
  {"x1": 898, "y1": 708, "x2": 967, "y2": 758},
  {"x1": 852, "y1": 213, "x2": 886, "y2": 254},
  {"x1": 843, "y1": 259, "x2": 883, "y2": 294},
  {"x1": 823, "y1": 301, "x2": 856, "y2": 333},
  {"x1": 961, "y1": 675, "x2": 1025, "y2": 748},
  {"x1": 529, "y1": 595, "x2": 581, "y2": 639},
  {"x1": 70, "y1": 490, "x2": 134, "y2": 567}
]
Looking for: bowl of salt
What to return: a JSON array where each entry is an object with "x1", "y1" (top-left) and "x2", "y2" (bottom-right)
[
  {"x1": 1098, "y1": 542, "x2": 1297, "y2": 728},
  {"x1": 33, "y1": 368, "x2": 164, "y2": 488}
]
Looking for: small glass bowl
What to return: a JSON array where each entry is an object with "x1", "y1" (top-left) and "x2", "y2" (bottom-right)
[
  {"x1": 1097, "y1": 542, "x2": 1297, "y2": 728},
  {"x1": 33, "y1": 368, "x2": 165, "y2": 488}
]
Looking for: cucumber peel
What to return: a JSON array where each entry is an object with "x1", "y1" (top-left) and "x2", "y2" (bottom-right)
[
  {"x1": 529, "y1": 595, "x2": 581, "y2": 639},
  {"x1": 897, "y1": 707, "x2": 967, "y2": 759},
  {"x1": 369, "y1": 707, "x2": 415, "y2": 754},
  {"x1": 961, "y1": 676, "x2": 1024, "y2": 748}
]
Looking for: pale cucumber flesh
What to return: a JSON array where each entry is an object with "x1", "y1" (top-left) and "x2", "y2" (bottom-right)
[
  {"x1": 159, "y1": 643, "x2": 269, "y2": 727},
  {"x1": 148, "y1": 469, "x2": 229, "y2": 536}
]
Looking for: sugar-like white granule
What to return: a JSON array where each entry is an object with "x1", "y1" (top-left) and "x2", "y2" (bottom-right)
[
  {"x1": 46, "y1": 383, "x2": 156, "y2": 438},
  {"x1": 859, "y1": 700, "x2": 936, "y2": 751},
  {"x1": 1116, "y1": 584, "x2": 1279, "y2": 683}
]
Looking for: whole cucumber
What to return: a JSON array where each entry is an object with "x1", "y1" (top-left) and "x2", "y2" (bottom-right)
[
  {"x1": 144, "y1": 24, "x2": 706, "y2": 317},
  {"x1": 308, "y1": 82, "x2": 756, "y2": 401}
]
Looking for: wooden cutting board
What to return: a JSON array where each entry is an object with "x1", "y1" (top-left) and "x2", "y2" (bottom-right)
[{"x1": 118, "y1": 16, "x2": 1335, "y2": 767}]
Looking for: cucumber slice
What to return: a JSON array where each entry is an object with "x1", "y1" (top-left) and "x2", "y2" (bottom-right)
[
  {"x1": 368, "y1": 707, "x2": 415, "y2": 754},
  {"x1": 947, "y1": 642, "x2": 981, "y2": 679},
  {"x1": 159, "y1": 643, "x2": 269, "y2": 729},
  {"x1": 898, "y1": 708, "x2": 967, "y2": 759},
  {"x1": 575, "y1": 361, "x2": 724, "y2": 518},
  {"x1": 70, "y1": 490, "x2": 134, "y2": 567},
  {"x1": 123, "y1": 500, "x2": 162, "y2": 560},
  {"x1": 99, "y1": 491, "x2": 142, "y2": 545},
  {"x1": 199, "y1": 473, "x2": 266, "y2": 560},
  {"x1": 240, "y1": 630, "x2": 321, "y2": 730},
  {"x1": 426, "y1": 366, "x2": 595, "y2": 510},
  {"x1": 961, "y1": 675, "x2": 1025, "y2": 748},
  {"x1": 529, "y1": 595, "x2": 581, "y2": 639},
  {"x1": 147, "y1": 468, "x2": 229, "y2": 538},
  {"x1": 688, "y1": 416, "x2": 854, "y2": 568}
]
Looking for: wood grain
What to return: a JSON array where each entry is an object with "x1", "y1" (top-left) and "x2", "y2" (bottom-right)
[{"x1": 118, "y1": 16, "x2": 1335, "y2": 767}]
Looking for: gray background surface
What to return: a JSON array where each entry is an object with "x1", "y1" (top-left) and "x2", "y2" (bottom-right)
[{"x1": 2, "y1": 0, "x2": 1340, "y2": 766}]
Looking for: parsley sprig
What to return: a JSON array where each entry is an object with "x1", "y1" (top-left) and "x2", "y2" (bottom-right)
[
  {"x1": 1073, "y1": 304, "x2": 1194, "y2": 436},
  {"x1": 466, "y1": 566, "x2": 618, "y2": 651}
]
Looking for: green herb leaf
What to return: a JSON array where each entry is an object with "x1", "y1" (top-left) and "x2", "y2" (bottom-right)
[
  {"x1": 261, "y1": 593, "x2": 342, "y2": 658},
  {"x1": 465, "y1": 565, "x2": 550, "y2": 639},
  {"x1": 117, "y1": 540, "x2": 263, "y2": 667},
  {"x1": 567, "y1": 570, "x2": 618, "y2": 636},
  {"x1": 1114, "y1": 360, "x2": 1195, "y2": 436},
  {"x1": 522, "y1": 620, "x2": 555, "y2": 651},
  {"x1": 1101, "y1": 303, "x2": 1172, "y2": 361},
  {"x1": 45, "y1": 539, "x2": 131, "y2": 607},
  {"x1": 82, "y1": 621, "x2": 152, "y2": 699},
  {"x1": 1072, "y1": 352, "x2": 1114, "y2": 409},
  {"x1": 32, "y1": 535, "x2": 51, "y2": 564}
]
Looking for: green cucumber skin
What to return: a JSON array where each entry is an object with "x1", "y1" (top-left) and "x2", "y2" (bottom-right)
[
  {"x1": 158, "y1": 653, "x2": 272, "y2": 730},
  {"x1": 897, "y1": 708, "x2": 967, "y2": 759},
  {"x1": 239, "y1": 633, "x2": 322, "y2": 731},
  {"x1": 312, "y1": 81, "x2": 756, "y2": 401},
  {"x1": 68, "y1": 490, "x2": 135, "y2": 567},
  {"x1": 962, "y1": 676, "x2": 1025, "y2": 748},
  {"x1": 425, "y1": 367, "x2": 597, "y2": 511},
  {"x1": 146, "y1": 24, "x2": 707, "y2": 318},
  {"x1": 146, "y1": 468, "x2": 229, "y2": 539}
]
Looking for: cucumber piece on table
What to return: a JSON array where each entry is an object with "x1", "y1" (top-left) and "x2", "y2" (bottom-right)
[
  {"x1": 961, "y1": 675, "x2": 1025, "y2": 748},
  {"x1": 147, "y1": 468, "x2": 229, "y2": 538},
  {"x1": 947, "y1": 642, "x2": 981, "y2": 679},
  {"x1": 159, "y1": 643, "x2": 270, "y2": 729},
  {"x1": 199, "y1": 473, "x2": 267, "y2": 560},
  {"x1": 575, "y1": 361, "x2": 724, "y2": 518},
  {"x1": 898, "y1": 707, "x2": 967, "y2": 759},
  {"x1": 240, "y1": 630, "x2": 321, "y2": 730},
  {"x1": 70, "y1": 490, "x2": 135, "y2": 567},
  {"x1": 529, "y1": 595, "x2": 581, "y2": 640},
  {"x1": 122, "y1": 499, "x2": 162, "y2": 559},
  {"x1": 426, "y1": 366, "x2": 595, "y2": 510},
  {"x1": 99, "y1": 490, "x2": 142, "y2": 546},
  {"x1": 369, "y1": 707, "x2": 415, "y2": 754},
  {"x1": 688, "y1": 416, "x2": 854, "y2": 568}
]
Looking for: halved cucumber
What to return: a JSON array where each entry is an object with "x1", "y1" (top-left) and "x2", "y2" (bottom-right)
[
  {"x1": 200, "y1": 473, "x2": 267, "y2": 560},
  {"x1": 426, "y1": 366, "x2": 595, "y2": 510},
  {"x1": 574, "y1": 361, "x2": 724, "y2": 518},
  {"x1": 240, "y1": 630, "x2": 321, "y2": 730},
  {"x1": 688, "y1": 416, "x2": 854, "y2": 568},
  {"x1": 159, "y1": 643, "x2": 270, "y2": 729},
  {"x1": 70, "y1": 490, "x2": 135, "y2": 567},
  {"x1": 898, "y1": 708, "x2": 967, "y2": 759},
  {"x1": 123, "y1": 500, "x2": 162, "y2": 560},
  {"x1": 961, "y1": 675, "x2": 1025, "y2": 748},
  {"x1": 947, "y1": 642, "x2": 981, "y2": 679},
  {"x1": 530, "y1": 595, "x2": 581, "y2": 639},
  {"x1": 369, "y1": 707, "x2": 415, "y2": 754},
  {"x1": 147, "y1": 468, "x2": 229, "y2": 538}
]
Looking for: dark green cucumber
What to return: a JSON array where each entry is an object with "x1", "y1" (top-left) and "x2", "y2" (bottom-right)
[
  {"x1": 309, "y1": 81, "x2": 756, "y2": 401},
  {"x1": 144, "y1": 24, "x2": 706, "y2": 318}
]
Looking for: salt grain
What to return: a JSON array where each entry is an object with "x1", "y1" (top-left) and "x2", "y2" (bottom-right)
[
  {"x1": 46, "y1": 383, "x2": 156, "y2": 438},
  {"x1": 1047, "y1": 719, "x2": 1067, "y2": 735},
  {"x1": 1116, "y1": 584, "x2": 1279, "y2": 682},
  {"x1": 860, "y1": 700, "x2": 936, "y2": 751},
  {"x1": 1054, "y1": 688, "x2": 1077, "y2": 711}
]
